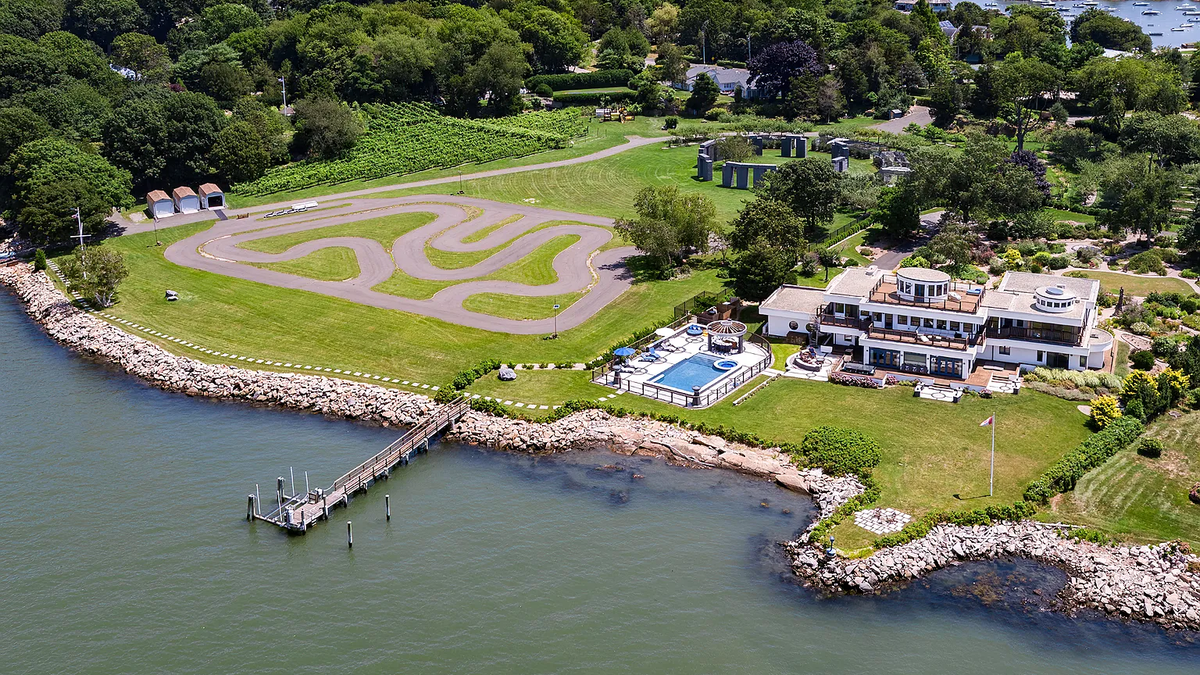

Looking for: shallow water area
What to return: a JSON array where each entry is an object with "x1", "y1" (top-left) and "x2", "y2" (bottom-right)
[{"x1": 1, "y1": 291, "x2": 1198, "y2": 674}]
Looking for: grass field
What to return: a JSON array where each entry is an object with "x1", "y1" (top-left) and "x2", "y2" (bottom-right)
[
  {"x1": 252, "y1": 247, "x2": 360, "y2": 281},
  {"x1": 376, "y1": 142, "x2": 873, "y2": 224},
  {"x1": 1072, "y1": 271, "x2": 1195, "y2": 297},
  {"x1": 239, "y1": 212, "x2": 435, "y2": 254},
  {"x1": 471, "y1": 369, "x2": 1092, "y2": 550},
  {"x1": 75, "y1": 223, "x2": 725, "y2": 385},
  {"x1": 423, "y1": 221, "x2": 588, "y2": 270},
  {"x1": 461, "y1": 290, "x2": 584, "y2": 320},
  {"x1": 1047, "y1": 410, "x2": 1200, "y2": 547},
  {"x1": 225, "y1": 117, "x2": 672, "y2": 209},
  {"x1": 1045, "y1": 208, "x2": 1095, "y2": 224},
  {"x1": 486, "y1": 235, "x2": 578, "y2": 285}
]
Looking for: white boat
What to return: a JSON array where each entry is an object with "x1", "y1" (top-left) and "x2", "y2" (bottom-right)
[
  {"x1": 1176, "y1": 4, "x2": 1196, "y2": 10},
  {"x1": 1133, "y1": 1, "x2": 1149, "y2": 5},
  {"x1": 1185, "y1": 11, "x2": 1200, "y2": 15},
  {"x1": 1172, "y1": 25, "x2": 1188, "y2": 30},
  {"x1": 1058, "y1": 6, "x2": 1071, "y2": 11},
  {"x1": 1144, "y1": 9, "x2": 1161, "y2": 14},
  {"x1": 1150, "y1": 31, "x2": 1164, "y2": 35},
  {"x1": 1082, "y1": 1, "x2": 1098, "y2": 5}
]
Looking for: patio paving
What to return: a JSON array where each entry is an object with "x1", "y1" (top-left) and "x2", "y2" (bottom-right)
[{"x1": 853, "y1": 507, "x2": 913, "y2": 535}]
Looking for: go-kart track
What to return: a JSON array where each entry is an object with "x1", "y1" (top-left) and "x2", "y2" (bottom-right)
[{"x1": 163, "y1": 195, "x2": 635, "y2": 334}]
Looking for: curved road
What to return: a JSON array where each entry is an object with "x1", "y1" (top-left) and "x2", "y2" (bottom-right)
[{"x1": 166, "y1": 195, "x2": 636, "y2": 334}]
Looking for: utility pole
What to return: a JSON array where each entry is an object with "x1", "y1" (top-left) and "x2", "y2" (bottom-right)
[
  {"x1": 72, "y1": 207, "x2": 91, "y2": 279},
  {"x1": 701, "y1": 21, "x2": 709, "y2": 65},
  {"x1": 278, "y1": 76, "x2": 288, "y2": 110}
]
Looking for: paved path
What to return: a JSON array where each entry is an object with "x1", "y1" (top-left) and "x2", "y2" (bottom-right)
[
  {"x1": 117, "y1": 134, "x2": 665, "y2": 236},
  {"x1": 870, "y1": 106, "x2": 932, "y2": 134},
  {"x1": 165, "y1": 196, "x2": 636, "y2": 335}
]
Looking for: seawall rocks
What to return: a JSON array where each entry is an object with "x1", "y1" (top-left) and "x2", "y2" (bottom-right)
[
  {"x1": 0, "y1": 265, "x2": 436, "y2": 426},
  {"x1": 787, "y1": 522, "x2": 1200, "y2": 631}
]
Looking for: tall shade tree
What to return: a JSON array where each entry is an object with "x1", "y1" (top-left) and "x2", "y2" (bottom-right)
[
  {"x1": 730, "y1": 241, "x2": 797, "y2": 301},
  {"x1": 1097, "y1": 155, "x2": 1179, "y2": 242},
  {"x1": 291, "y1": 98, "x2": 362, "y2": 159},
  {"x1": 0, "y1": 106, "x2": 53, "y2": 164},
  {"x1": 747, "y1": 39, "x2": 822, "y2": 100},
  {"x1": 1070, "y1": 8, "x2": 1151, "y2": 52},
  {"x1": 65, "y1": 0, "x2": 145, "y2": 47},
  {"x1": 160, "y1": 91, "x2": 225, "y2": 185},
  {"x1": 991, "y1": 53, "x2": 1059, "y2": 151},
  {"x1": 110, "y1": 32, "x2": 170, "y2": 81},
  {"x1": 211, "y1": 121, "x2": 269, "y2": 184},
  {"x1": 753, "y1": 157, "x2": 841, "y2": 240},
  {"x1": 0, "y1": 0, "x2": 65, "y2": 40},
  {"x1": 728, "y1": 197, "x2": 805, "y2": 256},
  {"x1": 614, "y1": 186, "x2": 717, "y2": 270},
  {"x1": 686, "y1": 71, "x2": 718, "y2": 113}
]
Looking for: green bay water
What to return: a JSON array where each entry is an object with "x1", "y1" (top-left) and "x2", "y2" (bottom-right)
[{"x1": 1, "y1": 293, "x2": 1197, "y2": 674}]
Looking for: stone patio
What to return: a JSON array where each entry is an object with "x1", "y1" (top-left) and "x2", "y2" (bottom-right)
[{"x1": 853, "y1": 507, "x2": 913, "y2": 535}]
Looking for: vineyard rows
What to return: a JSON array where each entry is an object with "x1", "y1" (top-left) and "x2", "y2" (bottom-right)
[{"x1": 234, "y1": 104, "x2": 590, "y2": 196}]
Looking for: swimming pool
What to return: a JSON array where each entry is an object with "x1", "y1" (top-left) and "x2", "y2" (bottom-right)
[{"x1": 651, "y1": 353, "x2": 729, "y2": 392}]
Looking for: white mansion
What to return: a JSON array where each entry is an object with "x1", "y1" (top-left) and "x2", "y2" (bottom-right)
[{"x1": 760, "y1": 268, "x2": 1114, "y2": 380}]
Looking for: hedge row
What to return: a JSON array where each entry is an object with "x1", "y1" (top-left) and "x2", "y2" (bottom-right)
[
  {"x1": 552, "y1": 90, "x2": 636, "y2": 106},
  {"x1": 527, "y1": 69, "x2": 633, "y2": 92},
  {"x1": 873, "y1": 501, "x2": 1039, "y2": 548},
  {"x1": 1022, "y1": 417, "x2": 1144, "y2": 503}
]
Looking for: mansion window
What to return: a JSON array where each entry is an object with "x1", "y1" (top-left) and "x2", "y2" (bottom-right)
[
  {"x1": 998, "y1": 346, "x2": 1011, "y2": 355},
  {"x1": 1079, "y1": 355, "x2": 1087, "y2": 367},
  {"x1": 1037, "y1": 350, "x2": 1045, "y2": 361},
  {"x1": 897, "y1": 315, "x2": 908, "y2": 325}
]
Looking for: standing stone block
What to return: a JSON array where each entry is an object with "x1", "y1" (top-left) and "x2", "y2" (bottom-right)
[
  {"x1": 721, "y1": 162, "x2": 734, "y2": 187},
  {"x1": 832, "y1": 156, "x2": 849, "y2": 173},
  {"x1": 698, "y1": 155, "x2": 714, "y2": 182}
]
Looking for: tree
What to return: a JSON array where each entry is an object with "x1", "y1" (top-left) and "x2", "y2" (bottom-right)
[
  {"x1": 686, "y1": 71, "x2": 718, "y2": 113},
  {"x1": 468, "y1": 40, "x2": 528, "y2": 117},
  {"x1": 198, "y1": 3, "x2": 261, "y2": 44},
  {"x1": 647, "y1": 2, "x2": 679, "y2": 43},
  {"x1": 199, "y1": 60, "x2": 253, "y2": 105},
  {"x1": 511, "y1": 5, "x2": 588, "y2": 74},
  {"x1": 816, "y1": 246, "x2": 842, "y2": 282},
  {"x1": 747, "y1": 39, "x2": 822, "y2": 100},
  {"x1": 655, "y1": 42, "x2": 687, "y2": 86},
  {"x1": 0, "y1": 106, "x2": 52, "y2": 164},
  {"x1": 728, "y1": 198, "x2": 805, "y2": 255},
  {"x1": 929, "y1": 75, "x2": 967, "y2": 127},
  {"x1": 8, "y1": 138, "x2": 133, "y2": 244},
  {"x1": 110, "y1": 32, "x2": 170, "y2": 82},
  {"x1": 873, "y1": 184, "x2": 921, "y2": 239},
  {"x1": 0, "y1": 0, "x2": 64, "y2": 40},
  {"x1": 815, "y1": 76, "x2": 845, "y2": 122},
  {"x1": 927, "y1": 218, "x2": 975, "y2": 273},
  {"x1": 730, "y1": 241, "x2": 796, "y2": 301},
  {"x1": 1005, "y1": 149, "x2": 1051, "y2": 196},
  {"x1": 65, "y1": 0, "x2": 145, "y2": 47},
  {"x1": 714, "y1": 135, "x2": 753, "y2": 163},
  {"x1": 1119, "y1": 112, "x2": 1200, "y2": 166},
  {"x1": 1097, "y1": 156, "x2": 1179, "y2": 242},
  {"x1": 291, "y1": 98, "x2": 362, "y2": 160},
  {"x1": 60, "y1": 244, "x2": 128, "y2": 307},
  {"x1": 991, "y1": 53, "x2": 1059, "y2": 151},
  {"x1": 1070, "y1": 8, "x2": 1151, "y2": 52},
  {"x1": 211, "y1": 121, "x2": 269, "y2": 184},
  {"x1": 754, "y1": 158, "x2": 840, "y2": 239},
  {"x1": 102, "y1": 88, "x2": 168, "y2": 190},
  {"x1": 159, "y1": 92, "x2": 225, "y2": 185},
  {"x1": 614, "y1": 186, "x2": 717, "y2": 269},
  {"x1": 1180, "y1": 203, "x2": 1200, "y2": 252}
]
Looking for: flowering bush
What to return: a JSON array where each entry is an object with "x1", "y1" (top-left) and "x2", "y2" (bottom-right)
[
  {"x1": 1089, "y1": 394, "x2": 1122, "y2": 429},
  {"x1": 830, "y1": 371, "x2": 883, "y2": 388}
]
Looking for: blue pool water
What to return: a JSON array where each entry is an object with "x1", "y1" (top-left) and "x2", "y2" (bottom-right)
[{"x1": 652, "y1": 353, "x2": 726, "y2": 391}]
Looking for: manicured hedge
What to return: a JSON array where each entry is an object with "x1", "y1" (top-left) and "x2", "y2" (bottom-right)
[
  {"x1": 435, "y1": 359, "x2": 502, "y2": 402},
  {"x1": 1022, "y1": 417, "x2": 1144, "y2": 503},
  {"x1": 552, "y1": 90, "x2": 637, "y2": 106},
  {"x1": 873, "y1": 501, "x2": 1038, "y2": 548},
  {"x1": 527, "y1": 69, "x2": 633, "y2": 92},
  {"x1": 800, "y1": 425, "x2": 882, "y2": 476}
]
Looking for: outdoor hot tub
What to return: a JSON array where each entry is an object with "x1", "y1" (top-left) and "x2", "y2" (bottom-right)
[{"x1": 714, "y1": 359, "x2": 737, "y2": 371}]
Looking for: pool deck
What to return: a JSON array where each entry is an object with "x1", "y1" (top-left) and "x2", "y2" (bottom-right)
[{"x1": 594, "y1": 325, "x2": 771, "y2": 406}]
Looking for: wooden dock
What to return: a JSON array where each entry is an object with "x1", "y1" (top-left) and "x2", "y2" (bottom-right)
[{"x1": 248, "y1": 398, "x2": 471, "y2": 534}]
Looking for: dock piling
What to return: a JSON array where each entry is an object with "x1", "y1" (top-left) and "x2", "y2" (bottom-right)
[
  {"x1": 385, "y1": 494, "x2": 391, "y2": 520},
  {"x1": 246, "y1": 494, "x2": 255, "y2": 520},
  {"x1": 347, "y1": 521, "x2": 353, "y2": 548}
]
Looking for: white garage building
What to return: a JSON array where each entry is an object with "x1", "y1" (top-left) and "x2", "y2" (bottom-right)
[
  {"x1": 146, "y1": 190, "x2": 174, "y2": 219},
  {"x1": 172, "y1": 186, "x2": 200, "y2": 214}
]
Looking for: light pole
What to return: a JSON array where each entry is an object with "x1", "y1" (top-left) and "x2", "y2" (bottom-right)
[
  {"x1": 552, "y1": 303, "x2": 560, "y2": 339},
  {"x1": 278, "y1": 76, "x2": 287, "y2": 110},
  {"x1": 701, "y1": 21, "x2": 709, "y2": 64}
]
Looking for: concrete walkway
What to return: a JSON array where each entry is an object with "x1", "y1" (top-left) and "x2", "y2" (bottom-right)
[
  {"x1": 165, "y1": 195, "x2": 636, "y2": 335},
  {"x1": 870, "y1": 106, "x2": 932, "y2": 134}
]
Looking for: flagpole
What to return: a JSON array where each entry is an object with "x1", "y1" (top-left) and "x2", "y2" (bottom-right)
[{"x1": 989, "y1": 411, "x2": 996, "y2": 497}]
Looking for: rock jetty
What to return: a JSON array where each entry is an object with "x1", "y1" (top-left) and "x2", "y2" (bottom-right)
[
  {"x1": 0, "y1": 265, "x2": 435, "y2": 426},
  {"x1": 787, "y1": 522, "x2": 1200, "y2": 631}
]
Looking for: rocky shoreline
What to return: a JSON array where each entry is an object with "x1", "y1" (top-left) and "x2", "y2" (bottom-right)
[
  {"x1": 786, "y1": 522, "x2": 1200, "y2": 632},
  {"x1": 2, "y1": 263, "x2": 1197, "y2": 634}
]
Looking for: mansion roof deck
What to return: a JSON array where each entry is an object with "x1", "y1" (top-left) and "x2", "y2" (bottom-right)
[
  {"x1": 867, "y1": 278, "x2": 984, "y2": 314},
  {"x1": 864, "y1": 325, "x2": 978, "y2": 351}
]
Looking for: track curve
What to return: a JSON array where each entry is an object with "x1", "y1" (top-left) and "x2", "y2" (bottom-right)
[{"x1": 165, "y1": 196, "x2": 636, "y2": 334}]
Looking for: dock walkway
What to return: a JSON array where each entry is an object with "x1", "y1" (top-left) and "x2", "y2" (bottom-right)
[{"x1": 249, "y1": 398, "x2": 470, "y2": 533}]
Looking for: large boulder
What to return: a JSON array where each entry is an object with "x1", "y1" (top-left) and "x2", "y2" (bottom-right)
[{"x1": 498, "y1": 365, "x2": 517, "y2": 381}]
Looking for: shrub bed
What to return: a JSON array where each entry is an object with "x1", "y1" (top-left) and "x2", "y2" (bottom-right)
[
  {"x1": 829, "y1": 371, "x2": 883, "y2": 389},
  {"x1": 799, "y1": 425, "x2": 882, "y2": 476},
  {"x1": 435, "y1": 359, "x2": 502, "y2": 402},
  {"x1": 1022, "y1": 417, "x2": 1144, "y2": 503}
]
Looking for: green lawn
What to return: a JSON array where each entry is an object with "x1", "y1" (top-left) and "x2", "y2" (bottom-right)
[
  {"x1": 225, "y1": 117, "x2": 671, "y2": 209},
  {"x1": 1047, "y1": 410, "x2": 1200, "y2": 547},
  {"x1": 78, "y1": 223, "x2": 724, "y2": 385},
  {"x1": 461, "y1": 290, "x2": 584, "y2": 320},
  {"x1": 1115, "y1": 341, "x2": 1131, "y2": 378},
  {"x1": 252, "y1": 247, "x2": 360, "y2": 281},
  {"x1": 834, "y1": 229, "x2": 872, "y2": 266},
  {"x1": 486, "y1": 235, "x2": 578, "y2": 286},
  {"x1": 238, "y1": 211, "x2": 436, "y2": 254},
  {"x1": 462, "y1": 215, "x2": 523, "y2": 244},
  {"x1": 376, "y1": 142, "x2": 873, "y2": 224},
  {"x1": 423, "y1": 221, "x2": 585, "y2": 270},
  {"x1": 1071, "y1": 271, "x2": 1194, "y2": 297},
  {"x1": 466, "y1": 367, "x2": 610, "y2": 404},
  {"x1": 370, "y1": 269, "x2": 457, "y2": 300},
  {"x1": 1044, "y1": 208, "x2": 1095, "y2": 225}
]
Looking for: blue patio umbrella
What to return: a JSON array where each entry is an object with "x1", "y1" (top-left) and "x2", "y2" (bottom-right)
[{"x1": 613, "y1": 347, "x2": 636, "y2": 357}]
